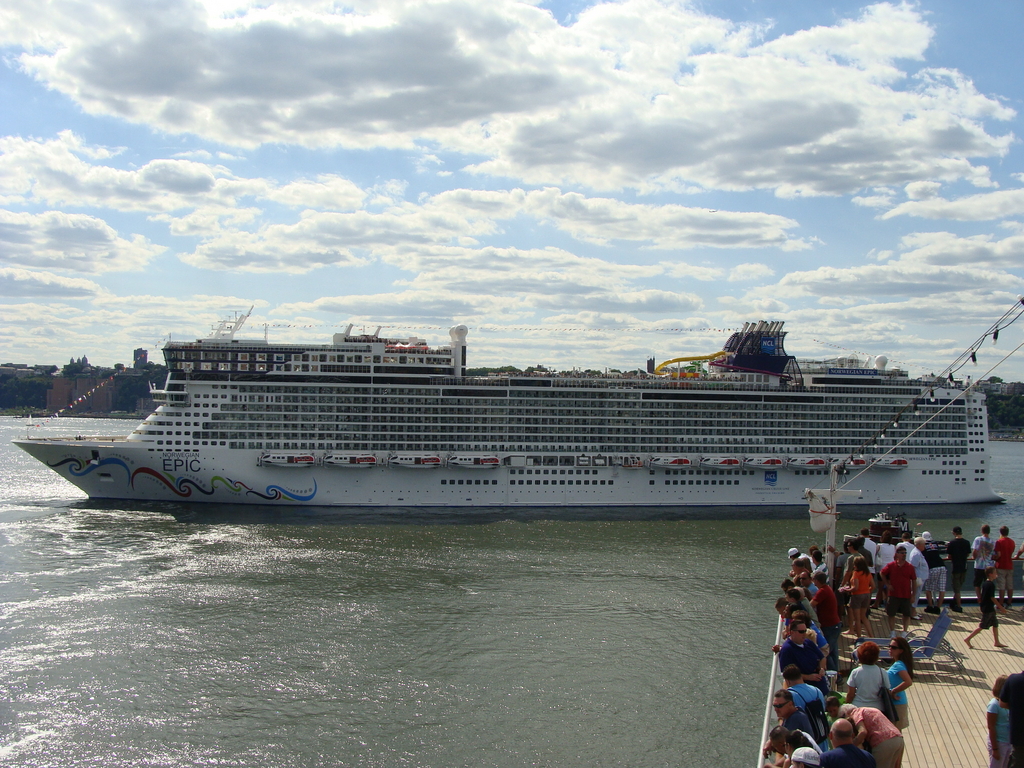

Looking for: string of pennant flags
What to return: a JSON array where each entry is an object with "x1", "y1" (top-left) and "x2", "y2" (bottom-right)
[{"x1": 25, "y1": 374, "x2": 119, "y2": 427}]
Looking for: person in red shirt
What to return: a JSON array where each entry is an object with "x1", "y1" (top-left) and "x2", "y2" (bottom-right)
[
  {"x1": 811, "y1": 570, "x2": 841, "y2": 672},
  {"x1": 994, "y1": 526, "x2": 1016, "y2": 608},
  {"x1": 881, "y1": 547, "x2": 918, "y2": 634}
]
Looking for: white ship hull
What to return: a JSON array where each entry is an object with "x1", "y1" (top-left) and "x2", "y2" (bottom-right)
[
  {"x1": 13, "y1": 439, "x2": 1002, "y2": 507},
  {"x1": 15, "y1": 318, "x2": 1002, "y2": 509}
]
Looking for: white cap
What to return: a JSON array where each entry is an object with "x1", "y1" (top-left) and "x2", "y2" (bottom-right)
[
  {"x1": 791, "y1": 747, "x2": 821, "y2": 766},
  {"x1": 788, "y1": 547, "x2": 801, "y2": 557},
  {"x1": 922, "y1": 531, "x2": 933, "y2": 542}
]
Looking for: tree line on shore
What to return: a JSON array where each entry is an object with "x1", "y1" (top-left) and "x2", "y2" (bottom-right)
[{"x1": 0, "y1": 363, "x2": 168, "y2": 415}]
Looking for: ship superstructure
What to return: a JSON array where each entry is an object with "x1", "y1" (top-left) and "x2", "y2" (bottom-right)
[{"x1": 14, "y1": 319, "x2": 1000, "y2": 507}]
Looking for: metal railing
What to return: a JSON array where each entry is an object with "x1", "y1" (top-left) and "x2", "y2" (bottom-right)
[{"x1": 757, "y1": 618, "x2": 785, "y2": 768}]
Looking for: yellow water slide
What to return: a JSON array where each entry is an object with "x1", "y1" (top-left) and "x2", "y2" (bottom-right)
[{"x1": 653, "y1": 351, "x2": 727, "y2": 375}]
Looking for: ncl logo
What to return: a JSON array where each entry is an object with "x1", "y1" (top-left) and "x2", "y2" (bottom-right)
[{"x1": 764, "y1": 470, "x2": 777, "y2": 486}]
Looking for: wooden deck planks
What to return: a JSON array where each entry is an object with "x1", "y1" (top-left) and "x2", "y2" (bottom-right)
[{"x1": 837, "y1": 605, "x2": 1024, "y2": 767}]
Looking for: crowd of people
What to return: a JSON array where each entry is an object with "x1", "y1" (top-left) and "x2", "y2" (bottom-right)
[{"x1": 763, "y1": 523, "x2": 1024, "y2": 768}]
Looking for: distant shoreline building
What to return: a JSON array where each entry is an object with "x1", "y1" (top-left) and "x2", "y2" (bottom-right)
[{"x1": 45, "y1": 377, "x2": 114, "y2": 413}]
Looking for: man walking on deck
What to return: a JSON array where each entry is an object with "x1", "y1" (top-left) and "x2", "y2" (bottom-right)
[
  {"x1": 946, "y1": 526, "x2": 971, "y2": 612},
  {"x1": 974, "y1": 524, "x2": 996, "y2": 601}
]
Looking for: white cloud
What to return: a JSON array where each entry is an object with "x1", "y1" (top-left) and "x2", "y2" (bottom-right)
[
  {"x1": 1, "y1": 1, "x2": 1012, "y2": 195},
  {"x1": 893, "y1": 230, "x2": 1024, "y2": 268},
  {"x1": 517, "y1": 188, "x2": 806, "y2": 249},
  {"x1": 0, "y1": 210, "x2": 164, "y2": 272},
  {"x1": 273, "y1": 244, "x2": 704, "y2": 320},
  {"x1": 261, "y1": 175, "x2": 366, "y2": 210},
  {"x1": 0, "y1": 133, "x2": 812, "y2": 271},
  {"x1": 882, "y1": 188, "x2": 1024, "y2": 221},
  {"x1": 904, "y1": 181, "x2": 942, "y2": 200},
  {"x1": 0, "y1": 267, "x2": 103, "y2": 297},
  {"x1": 176, "y1": 185, "x2": 808, "y2": 272},
  {"x1": 728, "y1": 263, "x2": 775, "y2": 282},
  {"x1": 0, "y1": 132, "x2": 245, "y2": 211},
  {"x1": 0, "y1": 294, "x2": 265, "y2": 366},
  {"x1": 772, "y1": 261, "x2": 1020, "y2": 299}
]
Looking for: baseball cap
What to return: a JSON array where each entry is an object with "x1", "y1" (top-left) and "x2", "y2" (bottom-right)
[
  {"x1": 788, "y1": 547, "x2": 801, "y2": 557},
  {"x1": 791, "y1": 747, "x2": 821, "y2": 766},
  {"x1": 922, "y1": 531, "x2": 933, "y2": 542},
  {"x1": 953, "y1": 526, "x2": 962, "y2": 534}
]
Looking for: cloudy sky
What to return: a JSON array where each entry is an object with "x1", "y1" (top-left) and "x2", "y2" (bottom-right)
[{"x1": 2, "y1": 0, "x2": 1023, "y2": 378}]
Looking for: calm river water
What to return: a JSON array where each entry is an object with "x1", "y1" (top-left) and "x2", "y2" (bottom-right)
[{"x1": 2, "y1": 417, "x2": 1024, "y2": 767}]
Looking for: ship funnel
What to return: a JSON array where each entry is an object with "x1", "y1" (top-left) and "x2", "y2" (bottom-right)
[{"x1": 449, "y1": 325, "x2": 469, "y2": 378}]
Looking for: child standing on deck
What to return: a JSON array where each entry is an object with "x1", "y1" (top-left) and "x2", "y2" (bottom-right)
[
  {"x1": 965, "y1": 566, "x2": 1008, "y2": 649},
  {"x1": 987, "y1": 674, "x2": 1012, "y2": 768}
]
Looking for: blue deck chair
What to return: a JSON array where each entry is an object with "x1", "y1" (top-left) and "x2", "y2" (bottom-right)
[
  {"x1": 855, "y1": 608, "x2": 952, "y2": 650},
  {"x1": 853, "y1": 609, "x2": 966, "y2": 676}
]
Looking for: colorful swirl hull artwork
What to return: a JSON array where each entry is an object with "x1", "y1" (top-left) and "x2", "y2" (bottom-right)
[{"x1": 46, "y1": 456, "x2": 318, "y2": 502}]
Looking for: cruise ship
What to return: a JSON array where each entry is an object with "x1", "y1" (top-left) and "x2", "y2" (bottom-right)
[{"x1": 14, "y1": 315, "x2": 1000, "y2": 507}]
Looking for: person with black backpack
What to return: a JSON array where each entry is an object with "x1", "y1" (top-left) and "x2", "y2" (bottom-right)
[{"x1": 783, "y1": 664, "x2": 831, "y2": 749}]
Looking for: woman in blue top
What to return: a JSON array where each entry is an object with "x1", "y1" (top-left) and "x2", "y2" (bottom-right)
[
  {"x1": 886, "y1": 636, "x2": 915, "y2": 731},
  {"x1": 987, "y1": 674, "x2": 1011, "y2": 768}
]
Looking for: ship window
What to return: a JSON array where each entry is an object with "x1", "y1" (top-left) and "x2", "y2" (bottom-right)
[
  {"x1": 475, "y1": 480, "x2": 481, "y2": 485},
  {"x1": 527, "y1": 480, "x2": 532, "y2": 485},
  {"x1": 608, "y1": 480, "x2": 613, "y2": 485},
  {"x1": 649, "y1": 480, "x2": 655, "y2": 485}
]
